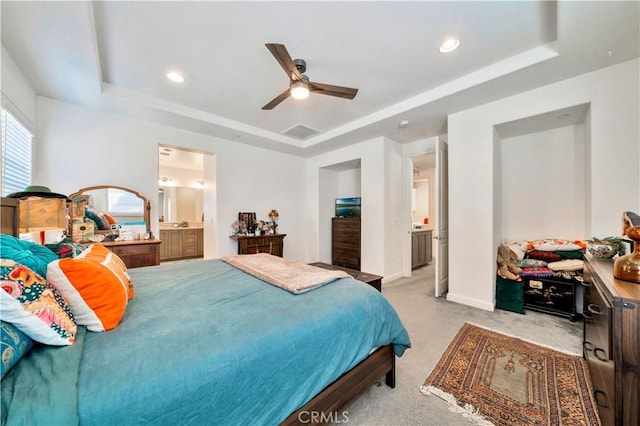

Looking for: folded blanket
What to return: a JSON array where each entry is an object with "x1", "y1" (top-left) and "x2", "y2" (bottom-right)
[
  {"x1": 547, "y1": 259, "x2": 583, "y2": 272},
  {"x1": 222, "y1": 254, "x2": 351, "y2": 294}
]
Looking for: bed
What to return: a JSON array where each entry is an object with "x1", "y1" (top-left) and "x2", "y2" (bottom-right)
[{"x1": 0, "y1": 235, "x2": 410, "y2": 425}]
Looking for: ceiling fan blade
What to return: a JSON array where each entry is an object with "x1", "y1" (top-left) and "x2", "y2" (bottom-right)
[
  {"x1": 265, "y1": 43, "x2": 302, "y2": 81},
  {"x1": 309, "y1": 82, "x2": 358, "y2": 99},
  {"x1": 262, "y1": 88, "x2": 291, "y2": 110}
]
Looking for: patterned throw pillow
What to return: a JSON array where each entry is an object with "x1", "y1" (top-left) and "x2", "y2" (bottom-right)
[
  {"x1": 0, "y1": 234, "x2": 58, "y2": 278},
  {"x1": 521, "y1": 267, "x2": 555, "y2": 277},
  {"x1": 1, "y1": 320, "x2": 35, "y2": 378},
  {"x1": 45, "y1": 238, "x2": 87, "y2": 259},
  {"x1": 517, "y1": 258, "x2": 547, "y2": 268},
  {"x1": 0, "y1": 259, "x2": 77, "y2": 345},
  {"x1": 47, "y1": 245, "x2": 131, "y2": 332}
]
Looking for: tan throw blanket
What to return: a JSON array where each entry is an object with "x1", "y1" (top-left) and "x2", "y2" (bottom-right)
[{"x1": 222, "y1": 253, "x2": 351, "y2": 294}]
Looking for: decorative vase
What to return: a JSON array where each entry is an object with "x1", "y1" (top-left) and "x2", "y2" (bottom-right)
[{"x1": 614, "y1": 226, "x2": 640, "y2": 284}]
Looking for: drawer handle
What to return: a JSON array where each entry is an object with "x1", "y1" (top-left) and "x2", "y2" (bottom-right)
[
  {"x1": 580, "y1": 281, "x2": 591, "y2": 287},
  {"x1": 582, "y1": 311, "x2": 593, "y2": 320},
  {"x1": 593, "y1": 347, "x2": 608, "y2": 362},
  {"x1": 587, "y1": 304, "x2": 602, "y2": 315},
  {"x1": 593, "y1": 390, "x2": 609, "y2": 408},
  {"x1": 583, "y1": 341, "x2": 593, "y2": 352}
]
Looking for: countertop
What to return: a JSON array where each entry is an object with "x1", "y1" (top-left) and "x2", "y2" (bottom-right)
[{"x1": 159, "y1": 222, "x2": 204, "y2": 231}]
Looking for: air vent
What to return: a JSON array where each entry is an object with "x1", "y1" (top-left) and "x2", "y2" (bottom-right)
[{"x1": 281, "y1": 123, "x2": 321, "y2": 140}]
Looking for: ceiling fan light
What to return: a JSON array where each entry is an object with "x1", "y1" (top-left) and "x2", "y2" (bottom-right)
[{"x1": 290, "y1": 81, "x2": 310, "y2": 100}]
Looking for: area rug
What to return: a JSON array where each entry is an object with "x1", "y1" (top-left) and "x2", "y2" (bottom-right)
[{"x1": 420, "y1": 323, "x2": 601, "y2": 426}]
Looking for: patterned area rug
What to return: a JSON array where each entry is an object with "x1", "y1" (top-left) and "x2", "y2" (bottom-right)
[{"x1": 421, "y1": 323, "x2": 601, "y2": 425}]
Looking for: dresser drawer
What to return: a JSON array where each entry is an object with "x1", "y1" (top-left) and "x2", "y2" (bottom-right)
[
  {"x1": 121, "y1": 253, "x2": 158, "y2": 268},
  {"x1": 583, "y1": 267, "x2": 612, "y2": 360},
  {"x1": 110, "y1": 243, "x2": 157, "y2": 256},
  {"x1": 585, "y1": 349, "x2": 615, "y2": 426}
]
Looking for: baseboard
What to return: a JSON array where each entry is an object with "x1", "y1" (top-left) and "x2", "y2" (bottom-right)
[
  {"x1": 446, "y1": 292, "x2": 494, "y2": 312},
  {"x1": 382, "y1": 272, "x2": 403, "y2": 283}
]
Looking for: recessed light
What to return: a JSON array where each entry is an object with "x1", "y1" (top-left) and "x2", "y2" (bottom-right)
[
  {"x1": 166, "y1": 72, "x2": 185, "y2": 83},
  {"x1": 438, "y1": 38, "x2": 460, "y2": 54}
]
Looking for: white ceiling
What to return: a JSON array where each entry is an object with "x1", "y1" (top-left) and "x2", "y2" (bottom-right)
[{"x1": 1, "y1": 1, "x2": 638, "y2": 157}]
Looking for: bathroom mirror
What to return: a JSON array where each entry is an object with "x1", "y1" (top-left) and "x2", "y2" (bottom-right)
[
  {"x1": 158, "y1": 186, "x2": 203, "y2": 223},
  {"x1": 69, "y1": 185, "x2": 150, "y2": 233}
]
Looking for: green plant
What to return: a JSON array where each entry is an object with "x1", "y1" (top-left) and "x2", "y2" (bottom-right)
[{"x1": 586, "y1": 236, "x2": 631, "y2": 256}]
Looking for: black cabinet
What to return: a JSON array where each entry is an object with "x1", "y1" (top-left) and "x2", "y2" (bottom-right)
[{"x1": 523, "y1": 273, "x2": 582, "y2": 321}]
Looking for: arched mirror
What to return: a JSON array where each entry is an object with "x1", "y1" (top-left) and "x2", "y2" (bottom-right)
[{"x1": 68, "y1": 186, "x2": 150, "y2": 238}]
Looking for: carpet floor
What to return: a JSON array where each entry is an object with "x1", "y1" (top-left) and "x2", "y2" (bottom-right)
[
  {"x1": 342, "y1": 264, "x2": 584, "y2": 425},
  {"x1": 421, "y1": 323, "x2": 599, "y2": 425}
]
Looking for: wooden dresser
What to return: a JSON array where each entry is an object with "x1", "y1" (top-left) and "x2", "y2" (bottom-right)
[
  {"x1": 332, "y1": 217, "x2": 361, "y2": 270},
  {"x1": 101, "y1": 240, "x2": 161, "y2": 269},
  {"x1": 582, "y1": 255, "x2": 640, "y2": 425},
  {"x1": 231, "y1": 234, "x2": 286, "y2": 257}
]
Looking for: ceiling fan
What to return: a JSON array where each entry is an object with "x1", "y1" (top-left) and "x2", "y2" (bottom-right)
[{"x1": 262, "y1": 43, "x2": 358, "y2": 110}]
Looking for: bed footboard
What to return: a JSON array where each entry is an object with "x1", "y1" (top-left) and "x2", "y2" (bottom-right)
[{"x1": 281, "y1": 344, "x2": 395, "y2": 425}]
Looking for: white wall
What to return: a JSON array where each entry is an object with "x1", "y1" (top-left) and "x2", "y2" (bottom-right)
[
  {"x1": 35, "y1": 97, "x2": 308, "y2": 261},
  {"x1": 1, "y1": 45, "x2": 37, "y2": 130},
  {"x1": 500, "y1": 124, "x2": 586, "y2": 240},
  {"x1": 308, "y1": 137, "x2": 405, "y2": 280},
  {"x1": 447, "y1": 58, "x2": 640, "y2": 311}
]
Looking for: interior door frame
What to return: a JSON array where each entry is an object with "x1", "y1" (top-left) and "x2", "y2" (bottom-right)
[{"x1": 434, "y1": 137, "x2": 449, "y2": 297}]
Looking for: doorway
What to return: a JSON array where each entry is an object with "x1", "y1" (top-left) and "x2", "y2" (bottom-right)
[
  {"x1": 407, "y1": 137, "x2": 449, "y2": 298},
  {"x1": 158, "y1": 145, "x2": 214, "y2": 261}
]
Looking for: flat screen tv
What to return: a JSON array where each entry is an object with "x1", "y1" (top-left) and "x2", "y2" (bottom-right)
[{"x1": 335, "y1": 197, "x2": 361, "y2": 217}]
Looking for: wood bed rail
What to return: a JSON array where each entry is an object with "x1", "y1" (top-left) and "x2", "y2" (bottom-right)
[{"x1": 281, "y1": 344, "x2": 395, "y2": 425}]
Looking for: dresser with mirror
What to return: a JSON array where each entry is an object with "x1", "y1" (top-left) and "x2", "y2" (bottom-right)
[{"x1": 68, "y1": 186, "x2": 160, "y2": 268}]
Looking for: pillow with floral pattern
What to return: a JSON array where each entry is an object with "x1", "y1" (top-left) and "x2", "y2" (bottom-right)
[{"x1": 0, "y1": 259, "x2": 76, "y2": 346}]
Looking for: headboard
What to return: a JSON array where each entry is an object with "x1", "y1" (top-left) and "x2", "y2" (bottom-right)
[{"x1": 1, "y1": 197, "x2": 19, "y2": 236}]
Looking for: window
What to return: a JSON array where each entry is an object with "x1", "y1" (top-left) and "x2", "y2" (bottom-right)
[{"x1": 1, "y1": 108, "x2": 32, "y2": 196}]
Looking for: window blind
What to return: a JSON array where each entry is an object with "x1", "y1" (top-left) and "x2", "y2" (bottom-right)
[{"x1": 1, "y1": 108, "x2": 32, "y2": 196}]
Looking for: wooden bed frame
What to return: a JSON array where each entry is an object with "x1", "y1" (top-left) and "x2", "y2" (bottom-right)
[
  {"x1": 284, "y1": 344, "x2": 396, "y2": 425},
  {"x1": 0, "y1": 197, "x2": 397, "y2": 425}
]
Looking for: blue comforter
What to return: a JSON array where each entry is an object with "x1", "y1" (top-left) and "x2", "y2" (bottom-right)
[{"x1": 2, "y1": 259, "x2": 410, "y2": 425}]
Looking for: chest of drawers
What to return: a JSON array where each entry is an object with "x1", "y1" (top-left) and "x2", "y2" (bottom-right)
[
  {"x1": 231, "y1": 234, "x2": 286, "y2": 257},
  {"x1": 583, "y1": 256, "x2": 640, "y2": 425},
  {"x1": 101, "y1": 240, "x2": 161, "y2": 269}
]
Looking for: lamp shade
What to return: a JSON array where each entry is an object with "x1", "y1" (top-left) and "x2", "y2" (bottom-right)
[
  {"x1": 290, "y1": 80, "x2": 310, "y2": 100},
  {"x1": 19, "y1": 197, "x2": 67, "y2": 233}
]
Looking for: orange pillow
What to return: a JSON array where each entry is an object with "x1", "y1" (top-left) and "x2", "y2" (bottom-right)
[
  {"x1": 103, "y1": 212, "x2": 116, "y2": 225},
  {"x1": 46, "y1": 257, "x2": 128, "y2": 332},
  {"x1": 80, "y1": 244, "x2": 134, "y2": 299}
]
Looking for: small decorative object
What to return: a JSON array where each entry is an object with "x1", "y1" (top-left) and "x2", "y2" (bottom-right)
[
  {"x1": 586, "y1": 236, "x2": 629, "y2": 259},
  {"x1": 614, "y1": 226, "x2": 640, "y2": 284},
  {"x1": 268, "y1": 209, "x2": 279, "y2": 232},
  {"x1": 88, "y1": 234, "x2": 105, "y2": 243},
  {"x1": 231, "y1": 220, "x2": 241, "y2": 235}
]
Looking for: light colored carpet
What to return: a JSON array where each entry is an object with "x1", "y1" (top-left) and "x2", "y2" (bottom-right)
[{"x1": 343, "y1": 263, "x2": 583, "y2": 426}]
